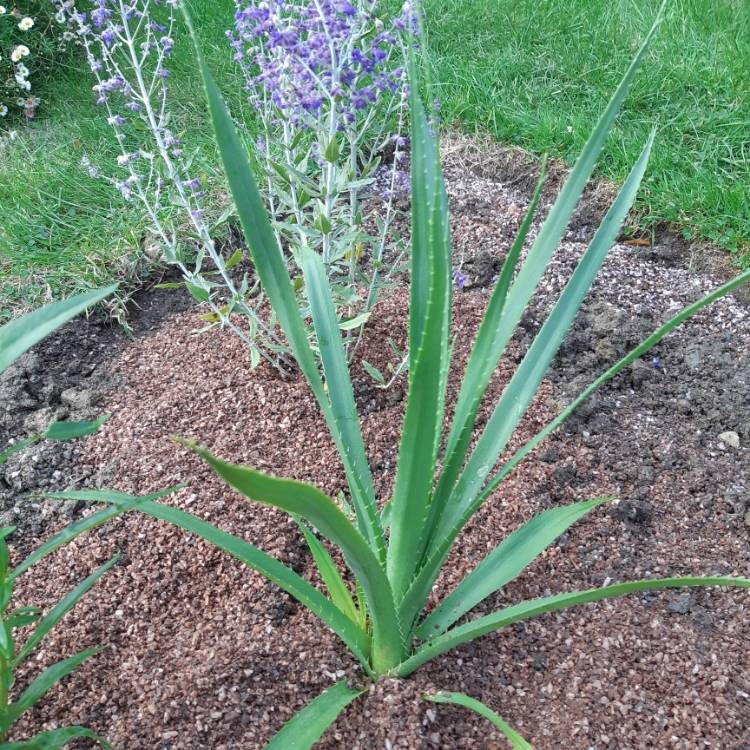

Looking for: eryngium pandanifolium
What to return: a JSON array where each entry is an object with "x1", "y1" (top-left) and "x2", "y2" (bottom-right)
[{"x1": 61, "y1": 2, "x2": 750, "y2": 746}]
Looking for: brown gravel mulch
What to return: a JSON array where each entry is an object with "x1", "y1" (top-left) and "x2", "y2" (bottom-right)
[{"x1": 8, "y1": 139, "x2": 750, "y2": 749}]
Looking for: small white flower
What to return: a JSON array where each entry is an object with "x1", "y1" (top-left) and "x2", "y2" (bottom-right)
[
  {"x1": 0, "y1": 6, "x2": 6, "y2": 14},
  {"x1": 55, "y1": 11, "x2": 66, "y2": 23},
  {"x1": 16, "y1": 63, "x2": 29, "y2": 77},
  {"x1": 116, "y1": 154, "x2": 129, "y2": 166},
  {"x1": 0, "y1": 104, "x2": 7, "y2": 117},
  {"x1": 16, "y1": 79, "x2": 31, "y2": 91},
  {"x1": 18, "y1": 17, "x2": 34, "y2": 31},
  {"x1": 16, "y1": 97, "x2": 26, "y2": 106},
  {"x1": 11, "y1": 45, "x2": 31, "y2": 63},
  {"x1": 8, "y1": 130, "x2": 18, "y2": 141},
  {"x1": 566, "y1": 125, "x2": 573, "y2": 134}
]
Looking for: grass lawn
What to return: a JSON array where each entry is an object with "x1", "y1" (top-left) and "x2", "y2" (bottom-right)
[
  {"x1": 425, "y1": 0, "x2": 750, "y2": 260},
  {"x1": 1, "y1": 0, "x2": 748, "y2": 316}
]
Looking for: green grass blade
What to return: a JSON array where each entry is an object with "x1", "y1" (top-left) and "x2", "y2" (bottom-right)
[
  {"x1": 428, "y1": 160, "x2": 547, "y2": 538},
  {"x1": 0, "y1": 286, "x2": 117, "y2": 375},
  {"x1": 0, "y1": 416, "x2": 107, "y2": 468},
  {"x1": 10, "y1": 647, "x2": 101, "y2": 723},
  {"x1": 425, "y1": 692, "x2": 532, "y2": 750},
  {"x1": 397, "y1": 576, "x2": 750, "y2": 677},
  {"x1": 0, "y1": 726, "x2": 112, "y2": 749},
  {"x1": 192, "y1": 445, "x2": 402, "y2": 672},
  {"x1": 297, "y1": 520, "x2": 361, "y2": 626},
  {"x1": 13, "y1": 556, "x2": 118, "y2": 668},
  {"x1": 386, "y1": 48, "x2": 453, "y2": 601},
  {"x1": 0, "y1": 437, "x2": 39, "y2": 466},
  {"x1": 43, "y1": 415, "x2": 109, "y2": 441},
  {"x1": 297, "y1": 247, "x2": 384, "y2": 561},
  {"x1": 13, "y1": 486, "x2": 182, "y2": 581},
  {"x1": 437, "y1": 131, "x2": 655, "y2": 543},
  {"x1": 4, "y1": 608, "x2": 42, "y2": 630},
  {"x1": 52, "y1": 490, "x2": 372, "y2": 671},
  {"x1": 415, "y1": 498, "x2": 609, "y2": 640},
  {"x1": 264, "y1": 681, "x2": 364, "y2": 750},
  {"x1": 180, "y1": 4, "x2": 379, "y2": 550},
  {"x1": 480, "y1": 266, "x2": 750, "y2": 503}
]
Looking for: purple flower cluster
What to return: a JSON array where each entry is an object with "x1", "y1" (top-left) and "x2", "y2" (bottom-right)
[
  {"x1": 230, "y1": 0, "x2": 415, "y2": 126},
  {"x1": 69, "y1": 0, "x2": 177, "y2": 98},
  {"x1": 60, "y1": 0, "x2": 190, "y2": 200}
]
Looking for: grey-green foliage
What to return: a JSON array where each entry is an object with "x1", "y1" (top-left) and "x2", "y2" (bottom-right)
[{"x1": 63, "y1": 3, "x2": 750, "y2": 747}]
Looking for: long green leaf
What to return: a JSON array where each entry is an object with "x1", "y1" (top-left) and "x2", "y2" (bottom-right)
[
  {"x1": 435, "y1": 131, "x2": 655, "y2": 547},
  {"x1": 424, "y1": 161, "x2": 547, "y2": 549},
  {"x1": 0, "y1": 437, "x2": 39, "y2": 467},
  {"x1": 425, "y1": 692, "x2": 532, "y2": 750},
  {"x1": 415, "y1": 498, "x2": 608, "y2": 640},
  {"x1": 0, "y1": 726, "x2": 112, "y2": 750},
  {"x1": 191, "y1": 446, "x2": 402, "y2": 672},
  {"x1": 0, "y1": 417, "x2": 108, "y2": 468},
  {"x1": 297, "y1": 247, "x2": 385, "y2": 561},
  {"x1": 14, "y1": 486, "x2": 182, "y2": 581},
  {"x1": 400, "y1": 273, "x2": 750, "y2": 632},
  {"x1": 44, "y1": 415, "x2": 109, "y2": 441},
  {"x1": 478, "y1": 270, "x2": 750, "y2": 503},
  {"x1": 0, "y1": 286, "x2": 117, "y2": 375},
  {"x1": 297, "y1": 520, "x2": 361, "y2": 626},
  {"x1": 431, "y1": 4, "x2": 664, "y2": 432},
  {"x1": 397, "y1": 576, "x2": 750, "y2": 676},
  {"x1": 409, "y1": 6, "x2": 663, "y2": 616},
  {"x1": 52, "y1": 489, "x2": 373, "y2": 671},
  {"x1": 386, "y1": 46, "x2": 453, "y2": 602},
  {"x1": 264, "y1": 681, "x2": 363, "y2": 750},
  {"x1": 13, "y1": 556, "x2": 118, "y2": 668},
  {"x1": 180, "y1": 4, "x2": 380, "y2": 555},
  {"x1": 9, "y1": 648, "x2": 101, "y2": 725},
  {"x1": 401, "y1": 132, "x2": 656, "y2": 632}
]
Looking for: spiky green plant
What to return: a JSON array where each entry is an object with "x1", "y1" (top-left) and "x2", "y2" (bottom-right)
[
  {"x1": 0, "y1": 529, "x2": 115, "y2": 750},
  {"x1": 54, "y1": 4, "x2": 750, "y2": 747},
  {"x1": 0, "y1": 288, "x2": 119, "y2": 748}
]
